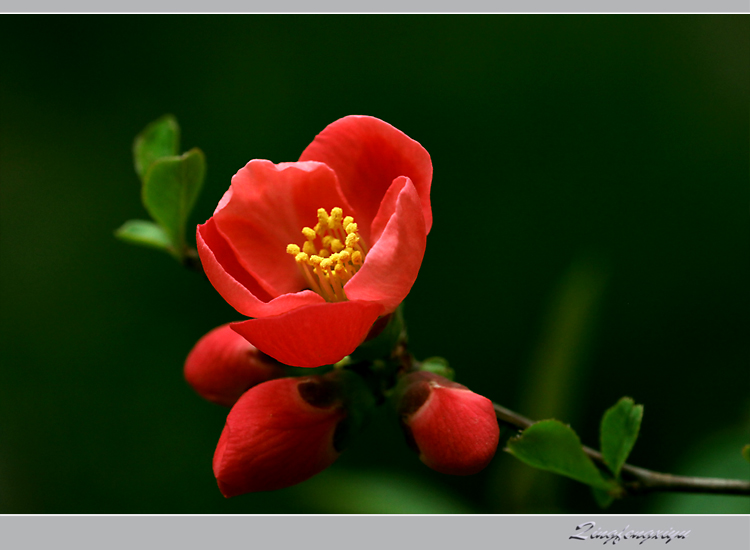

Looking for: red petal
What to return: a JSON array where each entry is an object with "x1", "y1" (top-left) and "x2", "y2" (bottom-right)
[
  {"x1": 212, "y1": 160, "x2": 353, "y2": 296},
  {"x1": 299, "y1": 115, "x2": 433, "y2": 242},
  {"x1": 184, "y1": 324, "x2": 285, "y2": 407},
  {"x1": 231, "y1": 301, "x2": 385, "y2": 368},
  {"x1": 344, "y1": 177, "x2": 426, "y2": 314},
  {"x1": 197, "y1": 219, "x2": 325, "y2": 318},
  {"x1": 213, "y1": 378, "x2": 344, "y2": 496}
]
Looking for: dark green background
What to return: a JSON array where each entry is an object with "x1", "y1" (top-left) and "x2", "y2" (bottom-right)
[{"x1": 1, "y1": 15, "x2": 748, "y2": 513}]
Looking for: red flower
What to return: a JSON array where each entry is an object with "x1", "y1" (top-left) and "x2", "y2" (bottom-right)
[
  {"x1": 197, "y1": 116, "x2": 432, "y2": 367},
  {"x1": 184, "y1": 323, "x2": 285, "y2": 407},
  {"x1": 396, "y1": 372, "x2": 499, "y2": 476},
  {"x1": 213, "y1": 371, "x2": 370, "y2": 496}
]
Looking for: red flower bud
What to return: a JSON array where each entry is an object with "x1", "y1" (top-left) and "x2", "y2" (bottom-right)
[
  {"x1": 396, "y1": 372, "x2": 499, "y2": 476},
  {"x1": 213, "y1": 372, "x2": 369, "y2": 497},
  {"x1": 184, "y1": 323, "x2": 285, "y2": 407}
]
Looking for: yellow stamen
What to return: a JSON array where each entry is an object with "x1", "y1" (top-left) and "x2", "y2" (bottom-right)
[
  {"x1": 287, "y1": 206, "x2": 368, "y2": 302},
  {"x1": 313, "y1": 264, "x2": 336, "y2": 301},
  {"x1": 302, "y1": 240, "x2": 317, "y2": 255},
  {"x1": 334, "y1": 263, "x2": 351, "y2": 283},
  {"x1": 302, "y1": 227, "x2": 317, "y2": 240},
  {"x1": 299, "y1": 262, "x2": 322, "y2": 295},
  {"x1": 345, "y1": 233, "x2": 359, "y2": 248},
  {"x1": 327, "y1": 270, "x2": 347, "y2": 301},
  {"x1": 320, "y1": 258, "x2": 334, "y2": 270},
  {"x1": 330, "y1": 239, "x2": 344, "y2": 253}
]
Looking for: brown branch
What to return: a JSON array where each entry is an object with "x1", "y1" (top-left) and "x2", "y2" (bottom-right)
[{"x1": 493, "y1": 402, "x2": 750, "y2": 497}]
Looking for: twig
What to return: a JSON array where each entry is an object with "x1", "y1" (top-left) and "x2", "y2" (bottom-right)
[{"x1": 492, "y1": 403, "x2": 750, "y2": 497}]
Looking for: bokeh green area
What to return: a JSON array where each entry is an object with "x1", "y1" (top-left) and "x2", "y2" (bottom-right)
[{"x1": 1, "y1": 15, "x2": 747, "y2": 514}]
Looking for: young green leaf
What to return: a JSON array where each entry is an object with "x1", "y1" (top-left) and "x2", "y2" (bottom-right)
[
  {"x1": 591, "y1": 487, "x2": 615, "y2": 508},
  {"x1": 133, "y1": 114, "x2": 180, "y2": 180},
  {"x1": 141, "y1": 148, "x2": 206, "y2": 255},
  {"x1": 506, "y1": 420, "x2": 615, "y2": 491},
  {"x1": 600, "y1": 397, "x2": 644, "y2": 478},
  {"x1": 742, "y1": 444, "x2": 750, "y2": 464},
  {"x1": 419, "y1": 357, "x2": 455, "y2": 381},
  {"x1": 114, "y1": 219, "x2": 174, "y2": 254}
]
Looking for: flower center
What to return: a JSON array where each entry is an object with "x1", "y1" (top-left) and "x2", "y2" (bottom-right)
[{"x1": 286, "y1": 207, "x2": 368, "y2": 302}]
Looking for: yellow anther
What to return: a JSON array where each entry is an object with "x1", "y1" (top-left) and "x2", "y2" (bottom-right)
[
  {"x1": 345, "y1": 233, "x2": 359, "y2": 247},
  {"x1": 288, "y1": 206, "x2": 368, "y2": 303},
  {"x1": 331, "y1": 239, "x2": 344, "y2": 253},
  {"x1": 302, "y1": 227, "x2": 317, "y2": 240},
  {"x1": 303, "y1": 240, "x2": 317, "y2": 255}
]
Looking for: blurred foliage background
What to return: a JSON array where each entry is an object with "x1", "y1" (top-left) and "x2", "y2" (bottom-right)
[{"x1": 1, "y1": 15, "x2": 748, "y2": 514}]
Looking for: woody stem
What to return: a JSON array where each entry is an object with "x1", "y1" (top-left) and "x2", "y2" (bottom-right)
[{"x1": 491, "y1": 401, "x2": 750, "y2": 496}]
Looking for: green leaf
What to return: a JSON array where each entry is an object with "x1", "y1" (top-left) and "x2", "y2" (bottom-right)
[
  {"x1": 141, "y1": 148, "x2": 206, "y2": 255},
  {"x1": 506, "y1": 419, "x2": 615, "y2": 491},
  {"x1": 591, "y1": 487, "x2": 615, "y2": 508},
  {"x1": 133, "y1": 114, "x2": 180, "y2": 180},
  {"x1": 600, "y1": 396, "x2": 644, "y2": 478},
  {"x1": 420, "y1": 356, "x2": 455, "y2": 380},
  {"x1": 742, "y1": 445, "x2": 750, "y2": 464},
  {"x1": 114, "y1": 219, "x2": 174, "y2": 254}
]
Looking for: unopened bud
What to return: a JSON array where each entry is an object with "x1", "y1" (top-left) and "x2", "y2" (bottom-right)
[
  {"x1": 395, "y1": 371, "x2": 499, "y2": 476},
  {"x1": 184, "y1": 324, "x2": 285, "y2": 407},
  {"x1": 213, "y1": 370, "x2": 374, "y2": 497}
]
